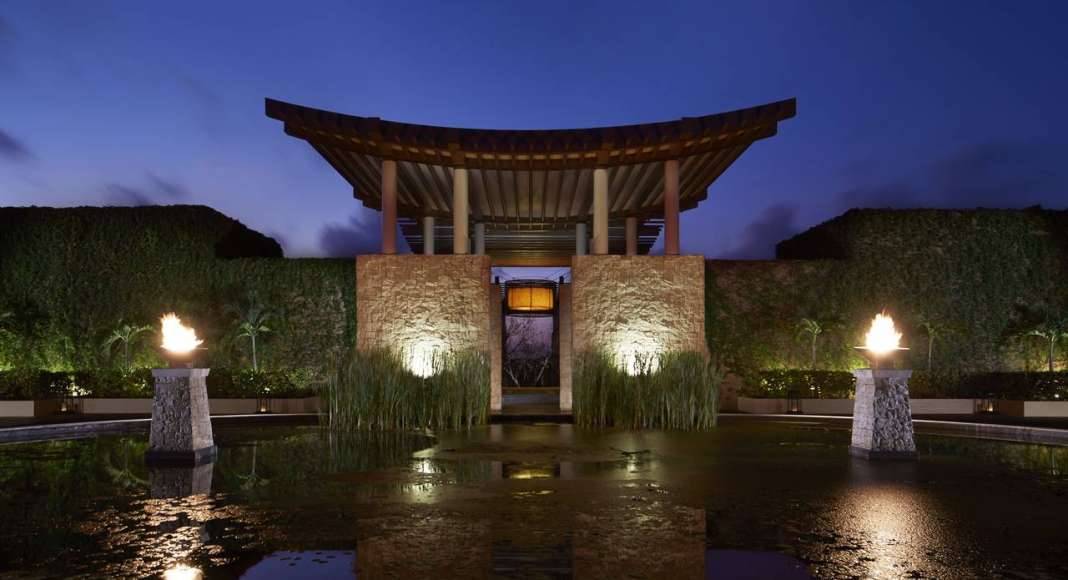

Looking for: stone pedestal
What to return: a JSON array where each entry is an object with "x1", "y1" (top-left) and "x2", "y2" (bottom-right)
[
  {"x1": 146, "y1": 368, "x2": 215, "y2": 465},
  {"x1": 850, "y1": 369, "x2": 917, "y2": 460}
]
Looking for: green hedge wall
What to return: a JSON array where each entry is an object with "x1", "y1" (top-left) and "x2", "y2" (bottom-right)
[
  {"x1": 0, "y1": 206, "x2": 355, "y2": 373},
  {"x1": 708, "y1": 208, "x2": 1068, "y2": 384}
]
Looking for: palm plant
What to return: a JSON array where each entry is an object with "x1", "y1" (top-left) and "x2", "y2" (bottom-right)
[
  {"x1": 796, "y1": 317, "x2": 825, "y2": 369},
  {"x1": 1025, "y1": 318, "x2": 1068, "y2": 372},
  {"x1": 227, "y1": 293, "x2": 274, "y2": 371},
  {"x1": 101, "y1": 320, "x2": 153, "y2": 372},
  {"x1": 916, "y1": 314, "x2": 947, "y2": 371}
]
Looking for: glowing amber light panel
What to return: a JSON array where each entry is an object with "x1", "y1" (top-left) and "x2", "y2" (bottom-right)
[{"x1": 507, "y1": 286, "x2": 554, "y2": 312}]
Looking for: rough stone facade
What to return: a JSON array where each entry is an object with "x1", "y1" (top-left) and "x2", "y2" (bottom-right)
[
  {"x1": 356, "y1": 255, "x2": 492, "y2": 359},
  {"x1": 850, "y1": 369, "x2": 917, "y2": 459},
  {"x1": 147, "y1": 368, "x2": 215, "y2": 463},
  {"x1": 571, "y1": 255, "x2": 707, "y2": 363}
]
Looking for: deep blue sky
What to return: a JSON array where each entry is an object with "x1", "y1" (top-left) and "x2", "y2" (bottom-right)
[{"x1": 2, "y1": 1, "x2": 1067, "y2": 258}]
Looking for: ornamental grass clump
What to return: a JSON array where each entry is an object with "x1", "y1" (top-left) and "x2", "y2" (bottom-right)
[
  {"x1": 573, "y1": 349, "x2": 721, "y2": 430},
  {"x1": 322, "y1": 347, "x2": 489, "y2": 431}
]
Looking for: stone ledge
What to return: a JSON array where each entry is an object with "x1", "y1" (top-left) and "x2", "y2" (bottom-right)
[
  {"x1": 849, "y1": 446, "x2": 917, "y2": 461},
  {"x1": 145, "y1": 445, "x2": 217, "y2": 466}
]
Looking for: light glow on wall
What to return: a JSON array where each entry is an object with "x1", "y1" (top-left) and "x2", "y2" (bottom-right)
[
  {"x1": 613, "y1": 332, "x2": 664, "y2": 375},
  {"x1": 404, "y1": 337, "x2": 447, "y2": 378}
]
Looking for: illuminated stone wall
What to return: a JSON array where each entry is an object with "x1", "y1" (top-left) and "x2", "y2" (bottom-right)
[
  {"x1": 356, "y1": 255, "x2": 492, "y2": 368},
  {"x1": 570, "y1": 255, "x2": 707, "y2": 367}
]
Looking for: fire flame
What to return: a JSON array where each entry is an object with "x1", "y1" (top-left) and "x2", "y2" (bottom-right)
[
  {"x1": 863, "y1": 312, "x2": 902, "y2": 356},
  {"x1": 160, "y1": 313, "x2": 203, "y2": 354}
]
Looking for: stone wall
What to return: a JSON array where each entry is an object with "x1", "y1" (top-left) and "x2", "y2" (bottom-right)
[
  {"x1": 571, "y1": 255, "x2": 707, "y2": 365},
  {"x1": 356, "y1": 255, "x2": 492, "y2": 361}
]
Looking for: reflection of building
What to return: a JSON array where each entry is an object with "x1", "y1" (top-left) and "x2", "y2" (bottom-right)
[{"x1": 267, "y1": 98, "x2": 795, "y2": 414}]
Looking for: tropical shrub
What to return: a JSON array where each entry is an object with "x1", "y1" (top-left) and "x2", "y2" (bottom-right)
[
  {"x1": 322, "y1": 348, "x2": 490, "y2": 431},
  {"x1": 748, "y1": 370, "x2": 855, "y2": 399},
  {"x1": 0, "y1": 367, "x2": 319, "y2": 399},
  {"x1": 572, "y1": 349, "x2": 721, "y2": 430},
  {"x1": 740, "y1": 369, "x2": 1068, "y2": 401}
]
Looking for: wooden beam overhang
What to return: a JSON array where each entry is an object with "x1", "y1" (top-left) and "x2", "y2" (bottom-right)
[{"x1": 267, "y1": 97, "x2": 795, "y2": 260}]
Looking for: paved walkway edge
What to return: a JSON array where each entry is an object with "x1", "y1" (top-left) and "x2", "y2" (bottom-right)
[
  {"x1": 722, "y1": 413, "x2": 1068, "y2": 446},
  {"x1": 0, "y1": 413, "x2": 319, "y2": 444}
]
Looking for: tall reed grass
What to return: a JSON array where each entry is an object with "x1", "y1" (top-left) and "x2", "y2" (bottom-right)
[
  {"x1": 573, "y1": 349, "x2": 721, "y2": 429},
  {"x1": 322, "y1": 348, "x2": 490, "y2": 431}
]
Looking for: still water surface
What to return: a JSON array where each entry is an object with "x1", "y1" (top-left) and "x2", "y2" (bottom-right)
[{"x1": 0, "y1": 418, "x2": 1066, "y2": 579}]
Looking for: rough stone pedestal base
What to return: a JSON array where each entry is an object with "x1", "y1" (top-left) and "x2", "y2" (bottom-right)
[
  {"x1": 146, "y1": 368, "x2": 215, "y2": 465},
  {"x1": 850, "y1": 369, "x2": 917, "y2": 461}
]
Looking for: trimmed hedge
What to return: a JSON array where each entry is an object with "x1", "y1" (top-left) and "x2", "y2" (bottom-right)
[
  {"x1": 708, "y1": 208, "x2": 1068, "y2": 376},
  {"x1": 0, "y1": 368, "x2": 319, "y2": 400},
  {"x1": 741, "y1": 369, "x2": 1068, "y2": 401},
  {"x1": 0, "y1": 205, "x2": 355, "y2": 372},
  {"x1": 749, "y1": 370, "x2": 854, "y2": 399}
]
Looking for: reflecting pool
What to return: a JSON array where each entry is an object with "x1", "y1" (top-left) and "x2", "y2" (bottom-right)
[{"x1": 0, "y1": 418, "x2": 1066, "y2": 578}]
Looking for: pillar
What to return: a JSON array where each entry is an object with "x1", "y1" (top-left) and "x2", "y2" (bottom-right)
[
  {"x1": 490, "y1": 282, "x2": 502, "y2": 412},
  {"x1": 381, "y1": 159, "x2": 398, "y2": 254},
  {"x1": 593, "y1": 167, "x2": 609, "y2": 255},
  {"x1": 146, "y1": 368, "x2": 215, "y2": 465},
  {"x1": 663, "y1": 159, "x2": 680, "y2": 255},
  {"x1": 850, "y1": 369, "x2": 917, "y2": 460},
  {"x1": 625, "y1": 216, "x2": 638, "y2": 256},
  {"x1": 422, "y1": 216, "x2": 435, "y2": 255},
  {"x1": 576, "y1": 222, "x2": 588, "y2": 256},
  {"x1": 453, "y1": 167, "x2": 469, "y2": 254},
  {"x1": 474, "y1": 222, "x2": 486, "y2": 255}
]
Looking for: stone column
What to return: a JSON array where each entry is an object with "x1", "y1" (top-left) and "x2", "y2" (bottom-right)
[
  {"x1": 422, "y1": 215, "x2": 435, "y2": 255},
  {"x1": 558, "y1": 283, "x2": 573, "y2": 412},
  {"x1": 381, "y1": 159, "x2": 398, "y2": 254},
  {"x1": 453, "y1": 167, "x2": 469, "y2": 254},
  {"x1": 490, "y1": 283, "x2": 502, "y2": 412},
  {"x1": 663, "y1": 159, "x2": 680, "y2": 255},
  {"x1": 592, "y1": 168, "x2": 609, "y2": 255},
  {"x1": 850, "y1": 369, "x2": 917, "y2": 460},
  {"x1": 624, "y1": 216, "x2": 638, "y2": 256},
  {"x1": 146, "y1": 368, "x2": 215, "y2": 465},
  {"x1": 576, "y1": 222, "x2": 588, "y2": 256},
  {"x1": 474, "y1": 222, "x2": 486, "y2": 255}
]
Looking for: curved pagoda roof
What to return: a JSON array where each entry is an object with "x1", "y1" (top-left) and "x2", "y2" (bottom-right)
[{"x1": 266, "y1": 97, "x2": 794, "y2": 263}]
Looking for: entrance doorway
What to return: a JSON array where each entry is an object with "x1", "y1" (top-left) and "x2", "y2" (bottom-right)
[{"x1": 498, "y1": 271, "x2": 566, "y2": 414}]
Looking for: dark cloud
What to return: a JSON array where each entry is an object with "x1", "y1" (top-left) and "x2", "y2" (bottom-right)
[
  {"x1": 102, "y1": 174, "x2": 189, "y2": 206},
  {"x1": 266, "y1": 231, "x2": 289, "y2": 254},
  {"x1": 0, "y1": 128, "x2": 32, "y2": 161},
  {"x1": 723, "y1": 203, "x2": 801, "y2": 259},
  {"x1": 319, "y1": 212, "x2": 381, "y2": 257},
  {"x1": 103, "y1": 184, "x2": 155, "y2": 207},
  {"x1": 148, "y1": 173, "x2": 189, "y2": 200},
  {"x1": 835, "y1": 141, "x2": 1068, "y2": 210}
]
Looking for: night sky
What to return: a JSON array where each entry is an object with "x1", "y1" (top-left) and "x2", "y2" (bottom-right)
[{"x1": 2, "y1": 1, "x2": 1067, "y2": 259}]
